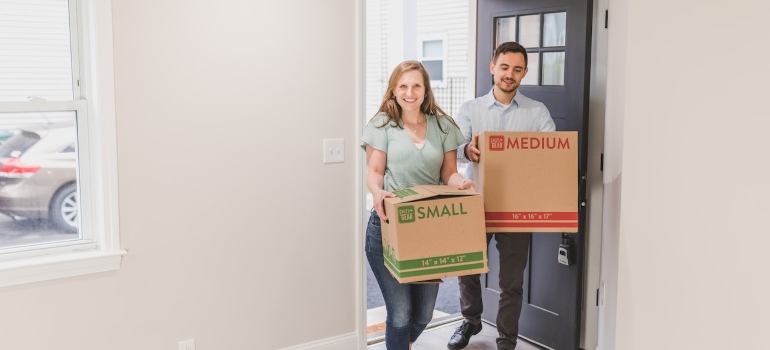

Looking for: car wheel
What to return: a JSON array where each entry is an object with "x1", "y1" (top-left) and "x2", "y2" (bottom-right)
[{"x1": 49, "y1": 183, "x2": 78, "y2": 233}]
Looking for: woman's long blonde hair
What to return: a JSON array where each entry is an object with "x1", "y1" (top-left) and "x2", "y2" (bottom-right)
[{"x1": 375, "y1": 61, "x2": 457, "y2": 133}]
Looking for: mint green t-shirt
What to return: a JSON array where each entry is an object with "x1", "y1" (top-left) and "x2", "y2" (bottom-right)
[{"x1": 360, "y1": 113, "x2": 464, "y2": 192}]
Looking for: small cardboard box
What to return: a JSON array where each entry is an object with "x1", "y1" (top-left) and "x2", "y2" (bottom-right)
[
  {"x1": 474, "y1": 131, "x2": 578, "y2": 233},
  {"x1": 381, "y1": 185, "x2": 489, "y2": 283}
]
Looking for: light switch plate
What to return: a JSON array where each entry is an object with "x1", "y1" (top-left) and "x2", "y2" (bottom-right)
[{"x1": 323, "y1": 138, "x2": 344, "y2": 164}]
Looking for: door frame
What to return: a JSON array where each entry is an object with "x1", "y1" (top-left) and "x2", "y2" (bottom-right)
[
  {"x1": 581, "y1": 0, "x2": 610, "y2": 347},
  {"x1": 355, "y1": 0, "x2": 608, "y2": 348},
  {"x1": 356, "y1": 0, "x2": 366, "y2": 348}
]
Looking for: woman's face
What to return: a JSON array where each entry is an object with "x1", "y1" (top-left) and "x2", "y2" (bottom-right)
[{"x1": 392, "y1": 70, "x2": 425, "y2": 114}]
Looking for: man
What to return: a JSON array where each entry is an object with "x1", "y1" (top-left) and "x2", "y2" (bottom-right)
[{"x1": 448, "y1": 42, "x2": 555, "y2": 350}]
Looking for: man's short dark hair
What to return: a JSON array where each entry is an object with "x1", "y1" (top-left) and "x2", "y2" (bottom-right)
[{"x1": 493, "y1": 42, "x2": 528, "y2": 67}]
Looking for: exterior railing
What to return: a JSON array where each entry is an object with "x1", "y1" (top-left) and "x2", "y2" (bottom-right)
[{"x1": 432, "y1": 77, "x2": 468, "y2": 118}]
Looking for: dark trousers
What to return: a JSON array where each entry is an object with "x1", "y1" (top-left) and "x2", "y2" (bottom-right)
[{"x1": 458, "y1": 233, "x2": 531, "y2": 350}]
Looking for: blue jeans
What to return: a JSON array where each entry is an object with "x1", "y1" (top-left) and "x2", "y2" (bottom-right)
[{"x1": 366, "y1": 213, "x2": 439, "y2": 350}]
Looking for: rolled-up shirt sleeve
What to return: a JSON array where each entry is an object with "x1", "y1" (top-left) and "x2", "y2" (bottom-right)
[{"x1": 538, "y1": 107, "x2": 556, "y2": 131}]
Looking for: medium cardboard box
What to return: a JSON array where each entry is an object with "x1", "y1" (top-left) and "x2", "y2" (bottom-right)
[
  {"x1": 381, "y1": 185, "x2": 489, "y2": 283},
  {"x1": 474, "y1": 131, "x2": 578, "y2": 233}
]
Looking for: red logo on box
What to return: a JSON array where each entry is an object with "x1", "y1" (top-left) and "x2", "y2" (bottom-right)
[{"x1": 489, "y1": 135, "x2": 505, "y2": 151}]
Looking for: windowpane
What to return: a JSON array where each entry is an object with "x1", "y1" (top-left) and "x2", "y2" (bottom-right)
[
  {"x1": 422, "y1": 40, "x2": 442, "y2": 58},
  {"x1": 518, "y1": 15, "x2": 540, "y2": 49},
  {"x1": 0, "y1": 0, "x2": 74, "y2": 102},
  {"x1": 0, "y1": 111, "x2": 80, "y2": 250},
  {"x1": 496, "y1": 17, "x2": 516, "y2": 47},
  {"x1": 544, "y1": 12, "x2": 567, "y2": 47},
  {"x1": 521, "y1": 52, "x2": 539, "y2": 86},
  {"x1": 543, "y1": 51, "x2": 565, "y2": 85},
  {"x1": 422, "y1": 60, "x2": 443, "y2": 81}
]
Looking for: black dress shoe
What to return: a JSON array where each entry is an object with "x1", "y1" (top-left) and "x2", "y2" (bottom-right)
[{"x1": 447, "y1": 320, "x2": 482, "y2": 349}]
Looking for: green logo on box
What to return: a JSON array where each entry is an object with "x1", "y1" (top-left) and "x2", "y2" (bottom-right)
[
  {"x1": 393, "y1": 188, "x2": 418, "y2": 198},
  {"x1": 398, "y1": 206, "x2": 416, "y2": 223}
]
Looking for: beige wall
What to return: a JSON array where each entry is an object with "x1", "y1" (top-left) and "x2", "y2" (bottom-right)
[
  {"x1": 3, "y1": 0, "x2": 770, "y2": 349},
  {"x1": 0, "y1": 1, "x2": 360, "y2": 349},
  {"x1": 601, "y1": 0, "x2": 770, "y2": 348}
]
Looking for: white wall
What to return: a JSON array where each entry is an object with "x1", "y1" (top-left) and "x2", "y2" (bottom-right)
[
  {"x1": 600, "y1": 0, "x2": 770, "y2": 349},
  {"x1": 0, "y1": 1, "x2": 360, "y2": 349}
]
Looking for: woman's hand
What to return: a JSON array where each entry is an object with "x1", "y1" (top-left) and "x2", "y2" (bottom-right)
[
  {"x1": 458, "y1": 178, "x2": 477, "y2": 193},
  {"x1": 441, "y1": 151, "x2": 478, "y2": 193},
  {"x1": 372, "y1": 189, "x2": 396, "y2": 222}
]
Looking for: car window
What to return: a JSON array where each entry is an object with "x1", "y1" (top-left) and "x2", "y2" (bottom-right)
[{"x1": 0, "y1": 131, "x2": 40, "y2": 157}]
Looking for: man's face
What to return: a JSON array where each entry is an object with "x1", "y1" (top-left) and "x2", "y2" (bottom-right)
[{"x1": 490, "y1": 52, "x2": 528, "y2": 94}]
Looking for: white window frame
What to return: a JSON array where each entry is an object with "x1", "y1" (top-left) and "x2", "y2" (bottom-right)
[
  {"x1": 0, "y1": 0, "x2": 125, "y2": 287},
  {"x1": 418, "y1": 34, "x2": 448, "y2": 87}
]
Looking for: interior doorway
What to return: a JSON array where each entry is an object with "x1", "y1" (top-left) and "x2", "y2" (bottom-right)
[
  {"x1": 360, "y1": 0, "x2": 607, "y2": 348},
  {"x1": 361, "y1": 0, "x2": 474, "y2": 343}
]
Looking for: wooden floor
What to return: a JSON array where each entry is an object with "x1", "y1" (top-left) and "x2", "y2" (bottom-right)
[{"x1": 368, "y1": 319, "x2": 545, "y2": 350}]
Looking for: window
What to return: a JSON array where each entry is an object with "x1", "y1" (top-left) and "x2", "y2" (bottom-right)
[
  {"x1": 420, "y1": 38, "x2": 446, "y2": 84},
  {"x1": 0, "y1": 0, "x2": 124, "y2": 287},
  {"x1": 495, "y1": 11, "x2": 567, "y2": 86}
]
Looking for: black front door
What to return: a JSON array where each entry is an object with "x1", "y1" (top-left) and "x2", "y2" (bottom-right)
[{"x1": 476, "y1": 0, "x2": 592, "y2": 349}]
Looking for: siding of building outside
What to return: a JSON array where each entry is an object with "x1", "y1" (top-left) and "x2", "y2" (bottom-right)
[
  {"x1": 366, "y1": 0, "x2": 469, "y2": 120},
  {"x1": 418, "y1": 0, "x2": 469, "y2": 117}
]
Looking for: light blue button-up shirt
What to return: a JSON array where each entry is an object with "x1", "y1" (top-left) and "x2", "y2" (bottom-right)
[{"x1": 454, "y1": 88, "x2": 556, "y2": 180}]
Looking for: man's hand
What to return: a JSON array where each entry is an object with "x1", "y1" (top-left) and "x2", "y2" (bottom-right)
[{"x1": 466, "y1": 133, "x2": 482, "y2": 163}]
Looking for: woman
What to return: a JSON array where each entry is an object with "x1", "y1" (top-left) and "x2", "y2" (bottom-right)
[{"x1": 361, "y1": 61, "x2": 476, "y2": 349}]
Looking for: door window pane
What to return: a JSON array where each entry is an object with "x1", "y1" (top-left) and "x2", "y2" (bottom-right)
[
  {"x1": 0, "y1": 0, "x2": 74, "y2": 102},
  {"x1": 518, "y1": 15, "x2": 540, "y2": 48},
  {"x1": 521, "y1": 52, "x2": 539, "y2": 86},
  {"x1": 543, "y1": 51, "x2": 565, "y2": 85},
  {"x1": 544, "y1": 12, "x2": 567, "y2": 47},
  {"x1": 0, "y1": 111, "x2": 79, "y2": 250},
  {"x1": 496, "y1": 17, "x2": 516, "y2": 46}
]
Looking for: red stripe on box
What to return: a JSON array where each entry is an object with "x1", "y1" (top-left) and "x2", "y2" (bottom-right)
[
  {"x1": 486, "y1": 222, "x2": 578, "y2": 228},
  {"x1": 485, "y1": 212, "x2": 578, "y2": 220}
]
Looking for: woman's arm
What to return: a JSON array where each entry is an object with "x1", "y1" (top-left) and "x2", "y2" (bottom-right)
[
  {"x1": 366, "y1": 145, "x2": 396, "y2": 221},
  {"x1": 440, "y1": 150, "x2": 477, "y2": 192}
]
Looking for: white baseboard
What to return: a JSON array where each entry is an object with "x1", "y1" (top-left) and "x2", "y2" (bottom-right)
[{"x1": 280, "y1": 332, "x2": 359, "y2": 350}]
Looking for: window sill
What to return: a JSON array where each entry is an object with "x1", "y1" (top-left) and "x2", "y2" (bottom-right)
[{"x1": 0, "y1": 249, "x2": 127, "y2": 288}]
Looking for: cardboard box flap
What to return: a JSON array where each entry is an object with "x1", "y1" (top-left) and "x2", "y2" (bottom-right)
[{"x1": 389, "y1": 185, "x2": 478, "y2": 204}]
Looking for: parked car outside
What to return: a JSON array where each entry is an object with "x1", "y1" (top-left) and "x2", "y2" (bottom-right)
[
  {"x1": 0, "y1": 121, "x2": 78, "y2": 232},
  {"x1": 0, "y1": 130, "x2": 15, "y2": 144}
]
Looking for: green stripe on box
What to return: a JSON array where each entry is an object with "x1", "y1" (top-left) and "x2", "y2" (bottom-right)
[
  {"x1": 385, "y1": 259, "x2": 486, "y2": 278},
  {"x1": 387, "y1": 251, "x2": 484, "y2": 270}
]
